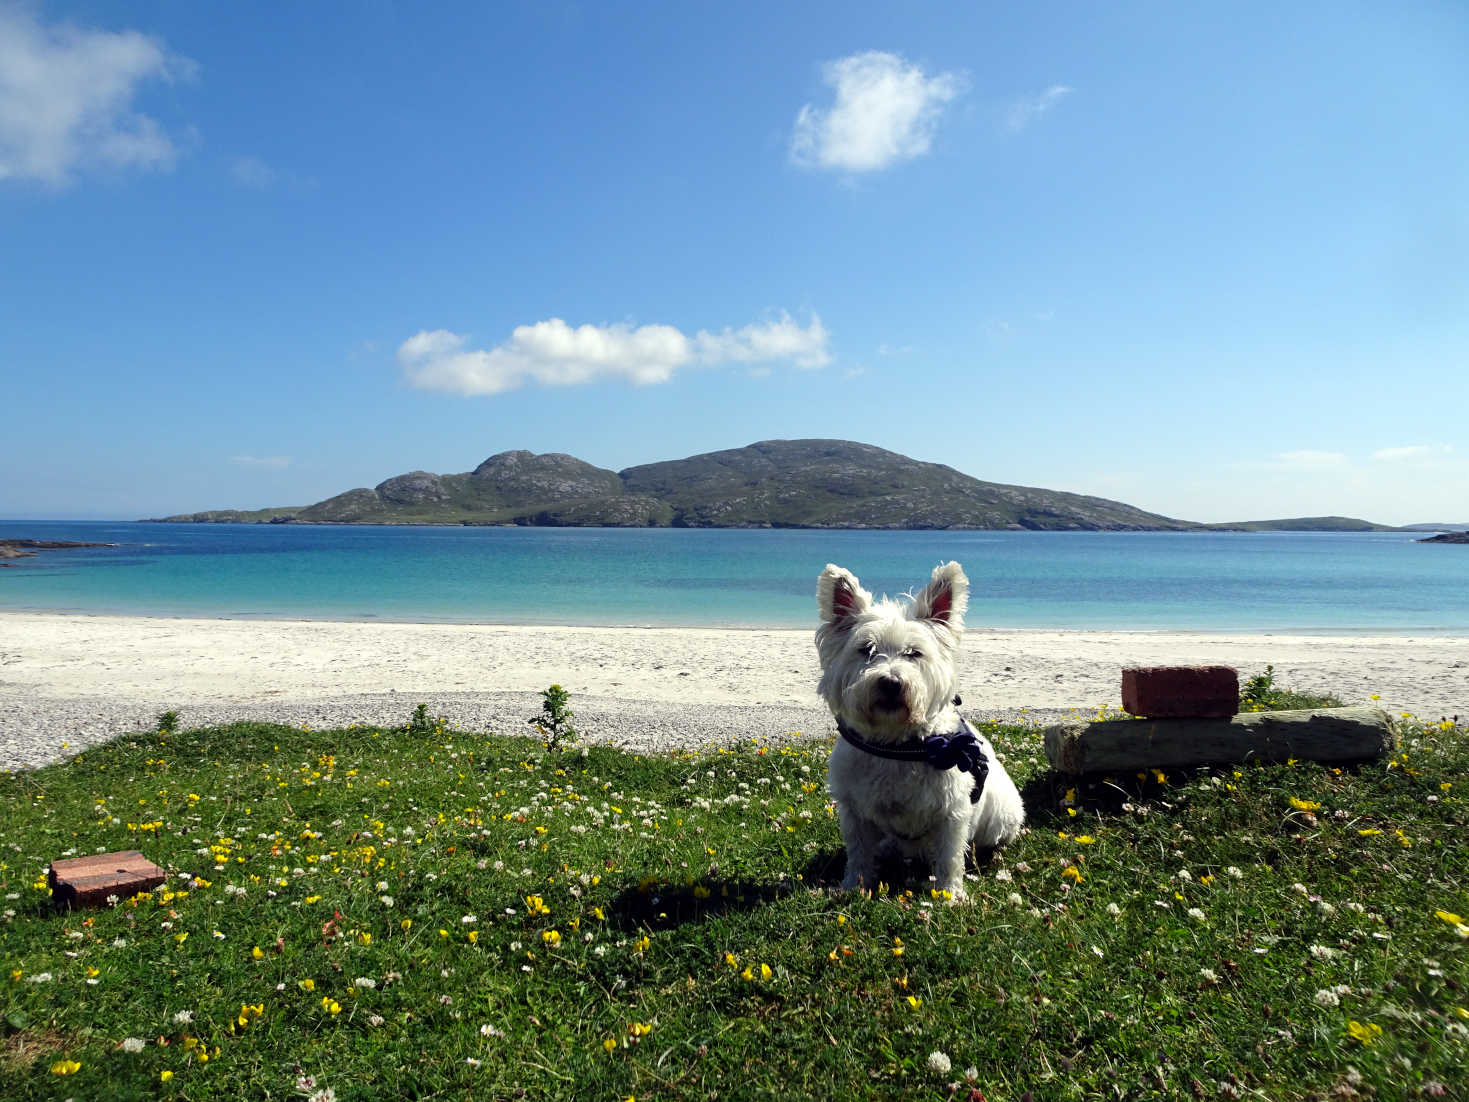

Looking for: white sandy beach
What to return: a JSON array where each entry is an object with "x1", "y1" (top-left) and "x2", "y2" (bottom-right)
[{"x1": 2, "y1": 611, "x2": 1466, "y2": 770}]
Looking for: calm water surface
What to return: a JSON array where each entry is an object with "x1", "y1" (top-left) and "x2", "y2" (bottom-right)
[{"x1": 1, "y1": 522, "x2": 1463, "y2": 632}]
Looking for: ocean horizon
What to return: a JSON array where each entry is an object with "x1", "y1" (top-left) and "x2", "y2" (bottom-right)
[{"x1": 1, "y1": 522, "x2": 1465, "y2": 634}]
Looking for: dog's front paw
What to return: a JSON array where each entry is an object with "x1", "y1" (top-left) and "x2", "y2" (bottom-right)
[{"x1": 841, "y1": 867, "x2": 876, "y2": 893}]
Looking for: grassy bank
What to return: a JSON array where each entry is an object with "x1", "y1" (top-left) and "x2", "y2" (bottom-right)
[{"x1": 2, "y1": 698, "x2": 1466, "y2": 1100}]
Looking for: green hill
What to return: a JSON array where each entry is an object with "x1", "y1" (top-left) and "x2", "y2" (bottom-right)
[
  {"x1": 1201, "y1": 516, "x2": 1398, "y2": 532},
  {"x1": 148, "y1": 439, "x2": 1392, "y2": 531}
]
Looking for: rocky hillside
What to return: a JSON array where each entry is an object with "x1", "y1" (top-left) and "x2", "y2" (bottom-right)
[
  {"x1": 620, "y1": 440, "x2": 1193, "y2": 529},
  {"x1": 149, "y1": 438, "x2": 1200, "y2": 530}
]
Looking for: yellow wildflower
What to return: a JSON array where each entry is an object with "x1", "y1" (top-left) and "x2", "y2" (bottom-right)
[{"x1": 1346, "y1": 1020, "x2": 1382, "y2": 1046}]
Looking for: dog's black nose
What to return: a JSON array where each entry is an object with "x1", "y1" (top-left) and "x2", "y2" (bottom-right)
[{"x1": 874, "y1": 675, "x2": 904, "y2": 709}]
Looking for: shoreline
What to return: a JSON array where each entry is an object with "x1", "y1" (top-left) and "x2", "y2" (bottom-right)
[
  {"x1": 5, "y1": 605, "x2": 1468, "y2": 637},
  {"x1": 2, "y1": 611, "x2": 1466, "y2": 772}
]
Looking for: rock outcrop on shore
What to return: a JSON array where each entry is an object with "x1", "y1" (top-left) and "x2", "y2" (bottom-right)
[
  {"x1": 0, "y1": 539, "x2": 116, "y2": 565},
  {"x1": 1418, "y1": 531, "x2": 1469, "y2": 544}
]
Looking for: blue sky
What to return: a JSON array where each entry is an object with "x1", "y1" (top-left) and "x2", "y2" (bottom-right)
[{"x1": 3, "y1": 0, "x2": 1466, "y2": 525}]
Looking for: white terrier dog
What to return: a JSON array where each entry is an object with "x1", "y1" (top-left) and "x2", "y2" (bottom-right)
[{"x1": 818, "y1": 561, "x2": 1025, "y2": 899}]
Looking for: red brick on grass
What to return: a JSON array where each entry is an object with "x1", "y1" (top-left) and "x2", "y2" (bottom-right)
[
  {"x1": 48, "y1": 850, "x2": 166, "y2": 911},
  {"x1": 1122, "y1": 665, "x2": 1240, "y2": 719}
]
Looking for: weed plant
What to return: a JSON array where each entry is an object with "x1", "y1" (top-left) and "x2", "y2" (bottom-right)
[
  {"x1": 1240, "y1": 666, "x2": 1344, "y2": 712},
  {"x1": 1, "y1": 699, "x2": 1465, "y2": 1099}
]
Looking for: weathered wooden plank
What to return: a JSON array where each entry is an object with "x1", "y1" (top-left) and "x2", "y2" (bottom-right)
[{"x1": 1043, "y1": 705, "x2": 1395, "y2": 776}]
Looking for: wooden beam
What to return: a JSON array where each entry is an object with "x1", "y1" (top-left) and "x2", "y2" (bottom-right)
[{"x1": 1043, "y1": 705, "x2": 1395, "y2": 776}]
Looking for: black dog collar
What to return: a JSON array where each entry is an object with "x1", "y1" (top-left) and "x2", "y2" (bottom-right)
[{"x1": 835, "y1": 712, "x2": 990, "y2": 805}]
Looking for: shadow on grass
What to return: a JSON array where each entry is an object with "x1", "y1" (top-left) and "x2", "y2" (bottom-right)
[
  {"x1": 604, "y1": 845, "x2": 1027, "y2": 932},
  {"x1": 1018, "y1": 754, "x2": 1383, "y2": 830}
]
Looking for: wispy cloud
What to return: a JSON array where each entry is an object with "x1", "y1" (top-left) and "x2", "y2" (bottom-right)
[
  {"x1": 790, "y1": 51, "x2": 964, "y2": 173},
  {"x1": 0, "y1": 6, "x2": 196, "y2": 186},
  {"x1": 231, "y1": 455, "x2": 292, "y2": 469},
  {"x1": 1005, "y1": 84, "x2": 1072, "y2": 133},
  {"x1": 1370, "y1": 443, "x2": 1454, "y2": 463},
  {"x1": 229, "y1": 154, "x2": 275, "y2": 189},
  {"x1": 1273, "y1": 450, "x2": 1350, "y2": 470},
  {"x1": 398, "y1": 313, "x2": 830, "y2": 397}
]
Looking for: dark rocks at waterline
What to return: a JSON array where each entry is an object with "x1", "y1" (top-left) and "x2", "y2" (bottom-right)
[
  {"x1": 1, "y1": 540, "x2": 117, "y2": 570},
  {"x1": 1418, "y1": 531, "x2": 1469, "y2": 544}
]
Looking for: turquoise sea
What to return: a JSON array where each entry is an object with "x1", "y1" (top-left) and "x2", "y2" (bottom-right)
[{"x1": 0, "y1": 522, "x2": 1464, "y2": 632}]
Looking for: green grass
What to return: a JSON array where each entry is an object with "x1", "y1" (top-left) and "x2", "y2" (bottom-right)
[{"x1": 2, "y1": 698, "x2": 1466, "y2": 1100}]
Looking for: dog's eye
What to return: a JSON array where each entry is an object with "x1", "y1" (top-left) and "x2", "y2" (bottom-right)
[
  {"x1": 902, "y1": 647, "x2": 922, "y2": 660},
  {"x1": 861, "y1": 641, "x2": 877, "y2": 659}
]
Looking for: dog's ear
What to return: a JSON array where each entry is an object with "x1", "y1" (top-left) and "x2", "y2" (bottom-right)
[
  {"x1": 818, "y1": 564, "x2": 872, "y2": 626},
  {"x1": 912, "y1": 561, "x2": 969, "y2": 632}
]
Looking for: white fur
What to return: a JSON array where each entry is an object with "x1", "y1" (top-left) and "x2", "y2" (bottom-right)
[{"x1": 818, "y1": 561, "x2": 1025, "y2": 899}]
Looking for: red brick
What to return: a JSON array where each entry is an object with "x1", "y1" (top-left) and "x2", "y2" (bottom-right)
[
  {"x1": 48, "y1": 850, "x2": 166, "y2": 911},
  {"x1": 1122, "y1": 665, "x2": 1239, "y2": 718}
]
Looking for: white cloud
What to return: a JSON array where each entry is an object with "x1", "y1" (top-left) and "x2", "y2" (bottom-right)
[
  {"x1": 1274, "y1": 450, "x2": 1350, "y2": 470},
  {"x1": 230, "y1": 154, "x2": 275, "y2": 189},
  {"x1": 231, "y1": 455, "x2": 292, "y2": 469},
  {"x1": 1370, "y1": 443, "x2": 1453, "y2": 463},
  {"x1": 790, "y1": 51, "x2": 963, "y2": 172},
  {"x1": 398, "y1": 313, "x2": 830, "y2": 397},
  {"x1": 1005, "y1": 84, "x2": 1072, "y2": 133},
  {"x1": 0, "y1": 6, "x2": 196, "y2": 186}
]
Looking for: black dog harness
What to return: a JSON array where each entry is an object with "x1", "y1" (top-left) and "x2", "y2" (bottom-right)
[{"x1": 836, "y1": 700, "x2": 991, "y2": 805}]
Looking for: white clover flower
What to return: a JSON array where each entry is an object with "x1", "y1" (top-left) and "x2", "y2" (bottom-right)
[
  {"x1": 1199, "y1": 968, "x2": 1219, "y2": 984},
  {"x1": 926, "y1": 1051, "x2": 952, "y2": 1075},
  {"x1": 1106, "y1": 902, "x2": 1122, "y2": 917},
  {"x1": 1187, "y1": 907, "x2": 1206, "y2": 921},
  {"x1": 354, "y1": 977, "x2": 376, "y2": 989},
  {"x1": 120, "y1": 1037, "x2": 146, "y2": 1053},
  {"x1": 1309, "y1": 944, "x2": 1337, "y2": 960},
  {"x1": 1007, "y1": 892, "x2": 1024, "y2": 906},
  {"x1": 172, "y1": 1010, "x2": 194, "y2": 1025},
  {"x1": 1225, "y1": 866, "x2": 1244, "y2": 880},
  {"x1": 1314, "y1": 988, "x2": 1340, "y2": 1007},
  {"x1": 367, "y1": 1014, "x2": 385, "y2": 1026}
]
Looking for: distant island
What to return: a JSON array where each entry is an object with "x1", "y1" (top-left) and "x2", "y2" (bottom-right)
[
  {"x1": 1418, "y1": 531, "x2": 1469, "y2": 544},
  {"x1": 142, "y1": 438, "x2": 1434, "y2": 533}
]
